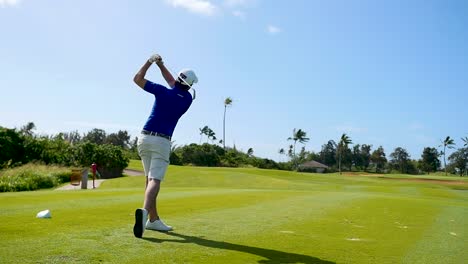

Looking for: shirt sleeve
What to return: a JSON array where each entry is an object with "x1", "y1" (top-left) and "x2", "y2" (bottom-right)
[{"x1": 143, "y1": 80, "x2": 167, "y2": 96}]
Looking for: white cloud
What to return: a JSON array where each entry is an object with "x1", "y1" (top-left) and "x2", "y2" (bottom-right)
[
  {"x1": 232, "y1": 10, "x2": 246, "y2": 20},
  {"x1": 267, "y1": 25, "x2": 282, "y2": 35},
  {"x1": 166, "y1": 0, "x2": 218, "y2": 16},
  {"x1": 0, "y1": 0, "x2": 20, "y2": 8}
]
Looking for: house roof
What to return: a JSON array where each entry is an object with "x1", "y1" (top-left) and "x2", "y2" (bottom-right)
[{"x1": 299, "y1": 160, "x2": 329, "y2": 169}]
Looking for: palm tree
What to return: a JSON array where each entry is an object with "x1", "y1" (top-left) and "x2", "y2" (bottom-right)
[
  {"x1": 223, "y1": 97, "x2": 233, "y2": 149},
  {"x1": 338, "y1": 133, "x2": 352, "y2": 175},
  {"x1": 247, "y1": 148, "x2": 254, "y2": 157},
  {"x1": 440, "y1": 136, "x2": 455, "y2": 175},
  {"x1": 278, "y1": 148, "x2": 285, "y2": 162},
  {"x1": 287, "y1": 128, "x2": 309, "y2": 169},
  {"x1": 463, "y1": 137, "x2": 468, "y2": 176},
  {"x1": 207, "y1": 128, "x2": 216, "y2": 143},
  {"x1": 199, "y1": 126, "x2": 209, "y2": 144},
  {"x1": 279, "y1": 148, "x2": 285, "y2": 155},
  {"x1": 462, "y1": 136, "x2": 468, "y2": 147},
  {"x1": 20, "y1": 122, "x2": 36, "y2": 137},
  {"x1": 288, "y1": 145, "x2": 294, "y2": 158}
]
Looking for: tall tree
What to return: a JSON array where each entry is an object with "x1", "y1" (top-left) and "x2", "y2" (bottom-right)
[
  {"x1": 287, "y1": 128, "x2": 309, "y2": 169},
  {"x1": 130, "y1": 136, "x2": 138, "y2": 153},
  {"x1": 297, "y1": 146, "x2": 308, "y2": 164},
  {"x1": 288, "y1": 145, "x2": 294, "y2": 159},
  {"x1": 278, "y1": 148, "x2": 285, "y2": 162},
  {"x1": 319, "y1": 140, "x2": 337, "y2": 167},
  {"x1": 223, "y1": 97, "x2": 233, "y2": 149},
  {"x1": 199, "y1": 126, "x2": 209, "y2": 144},
  {"x1": 20, "y1": 122, "x2": 36, "y2": 137},
  {"x1": 361, "y1": 144, "x2": 372, "y2": 171},
  {"x1": 62, "y1": 130, "x2": 81, "y2": 145},
  {"x1": 338, "y1": 133, "x2": 352, "y2": 174},
  {"x1": 419, "y1": 147, "x2": 441, "y2": 174},
  {"x1": 279, "y1": 148, "x2": 285, "y2": 155},
  {"x1": 440, "y1": 136, "x2": 456, "y2": 175},
  {"x1": 207, "y1": 128, "x2": 216, "y2": 143},
  {"x1": 390, "y1": 147, "x2": 411, "y2": 174},
  {"x1": 106, "y1": 130, "x2": 130, "y2": 148},
  {"x1": 371, "y1": 146, "x2": 387, "y2": 173},
  {"x1": 247, "y1": 148, "x2": 254, "y2": 157},
  {"x1": 448, "y1": 148, "x2": 468, "y2": 176},
  {"x1": 462, "y1": 136, "x2": 468, "y2": 147},
  {"x1": 352, "y1": 144, "x2": 363, "y2": 170},
  {"x1": 83, "y1": 128, "x2": 107, "y2": 145}
]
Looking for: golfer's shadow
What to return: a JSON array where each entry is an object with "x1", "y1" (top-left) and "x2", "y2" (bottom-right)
[{"x1": 142, "y1": 232, "x2": 334, "y2": 264}]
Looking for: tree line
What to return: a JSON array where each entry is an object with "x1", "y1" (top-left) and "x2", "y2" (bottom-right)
[
  {"x1": 0, "y1": 123, "x2": 129, "y2": 178},
  {"x1": 281, "y1": 129, "x2": 468, "y2": 176},
  {"x1": 1, "y1": 122, "x2": 467, "y2": 176}
]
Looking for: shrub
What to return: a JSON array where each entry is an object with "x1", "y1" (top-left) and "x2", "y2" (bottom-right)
[
  {"x1": 170, "y1": 151, "x2": 183, "y2": 165},
  {"x1": 0, "y1": 127, "x2": 24, "y2": 168},
  {"x1": 0, "y1": 164, "x2": 72, "y2": 192},
  {"x1": 178, "y1": 143, "x2": 222, "y2": 167},
  {"x1": 73, "y1": 142, "x2": 129, "y2": 178}
]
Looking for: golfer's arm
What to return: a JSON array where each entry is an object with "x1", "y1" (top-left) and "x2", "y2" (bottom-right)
[
  {"x1": 133, "y1": 61, "x2": 152, "y2": 89},
  {"x1": 157, "y1": 64, "x2": 176, "y2": 88}
]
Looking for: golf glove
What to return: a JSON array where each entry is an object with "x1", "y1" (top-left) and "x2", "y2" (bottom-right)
[{"x1": 149, "y1": 54, "x2": 163, "y2": 64}]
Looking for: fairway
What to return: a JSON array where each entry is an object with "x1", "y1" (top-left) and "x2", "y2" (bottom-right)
[{"x1": 1, "y1": 165, "x2": 467, "y2": 264}]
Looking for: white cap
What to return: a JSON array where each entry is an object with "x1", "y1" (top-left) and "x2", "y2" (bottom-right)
[{"x1": 177, "y1": 69, "x2": 198, "y2": 87}]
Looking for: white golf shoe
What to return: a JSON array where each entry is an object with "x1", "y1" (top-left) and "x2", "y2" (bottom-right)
[
  {"x1": 146, "y1": 218, "x2": 173, "y2": 232},
  {"x1": 133, "y1": 208, "x2": 148, "y2": 238}
]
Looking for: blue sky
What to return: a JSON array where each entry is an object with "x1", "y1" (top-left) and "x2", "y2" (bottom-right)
[{"x1": 1, "y1": 0, "x2": 467, "y2": 161}]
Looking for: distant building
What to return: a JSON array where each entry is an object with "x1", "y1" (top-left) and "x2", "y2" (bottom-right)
[{"x1": 298, "y1": 160, "x2": 329, "y2": 173}]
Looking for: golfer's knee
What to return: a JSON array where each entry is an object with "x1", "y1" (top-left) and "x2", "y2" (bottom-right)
[{"x1": 148, "y1": 178, "x2": 161, "y2": 185}]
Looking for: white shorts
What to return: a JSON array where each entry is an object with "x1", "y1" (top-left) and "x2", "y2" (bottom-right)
[{"x1": 137, "y1": 134, "x2": 171, "y2": 181}]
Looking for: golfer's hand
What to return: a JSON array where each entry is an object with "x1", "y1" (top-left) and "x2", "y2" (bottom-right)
[{"x1": 148, "y1": 54, "x2": 163, "y2": 65}]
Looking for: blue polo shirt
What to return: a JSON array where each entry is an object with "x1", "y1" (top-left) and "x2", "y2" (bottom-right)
[{"x1": 142, "y1": 80, "x2": 193, "y2": 137}]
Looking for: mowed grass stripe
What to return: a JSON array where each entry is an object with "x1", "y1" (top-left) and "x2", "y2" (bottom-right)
[
  {"x1": 226, "y1": 188, "x2": 461, "y2": 264},
  {"x1": 278, "y1": 195, "x2": 443, "y2": 264},
  {"x1": 127, "y1": 191, "x2": 368, "y2": 264},
  {"x1": 0, "y1": 188, "x2": 301, "y2": 237},
  {"x1": 401, "y1": 205, "x2": 468, "y2": 264},
  {"x1": 118, "y1": 168, "x2": 316, "y2": 190},
  {"x1": 0, "y1": 189, "x2": 362, "y2": 263},
  {"x1": 1, "y1": 164, "x2": 467, "y2": 263}
]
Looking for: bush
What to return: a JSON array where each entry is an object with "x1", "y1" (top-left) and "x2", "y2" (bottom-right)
[
  {"x1": 221, "y1": 149, "x2": 246, "y2": 167},
  {"x1": 251, "y1": 157, "x2": 279, "y2": 170},
  {"x1": 0, "y1": 164, "x2": 72, "y2": 192},
  {"x1": 170, "y1": 151, "x2": 183, "y2": 165},
  {"x1": 28, "y1": 137, "x2": 75, "y2": 165},
  {"x1": 73, "y1": 142, "x2": 129, "y2": 178},
  {"x1": 0, "y1": 127, "x2": 24, "y2": 168},
  {"x1": 177, "y1": 143, "x2": 223, "y2": 167}
]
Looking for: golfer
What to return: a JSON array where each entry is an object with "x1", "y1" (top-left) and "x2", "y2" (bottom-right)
[{"x1": 133, "y1": 54, "x2": 197, "y2": 238}]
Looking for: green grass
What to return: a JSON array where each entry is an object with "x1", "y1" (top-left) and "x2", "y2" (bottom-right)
[
  {"x1": 126, "y1": 159, "x2": 144, "y2": 171},
  {"x1": 0, "y1": 162, "x2": 467, "y2": 263}
]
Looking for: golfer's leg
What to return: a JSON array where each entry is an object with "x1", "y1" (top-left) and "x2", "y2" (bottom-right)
[
  {"x1": 138, "y1": 140, "x2": 152, "y2": 189},
  {"x1": 144, "y1": 179, "x2": 161, "y2": 221}
]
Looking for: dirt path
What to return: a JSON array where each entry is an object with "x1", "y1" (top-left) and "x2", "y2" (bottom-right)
[
  {"x1": 123, "y1": 169, "x2": 144, "y2": 176},
  {"x1": 377, "y1": 176, "x2": 467, "y2": 186},
  {"x1": 55, "y1": 170, "x2": 144, "y2": 191},
  {"x1": 55, "y1": 180, "x2": 106, "y2": 190},
  {"x1": 342, "y1": 172, "x2": 467, "y2": 186}
]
